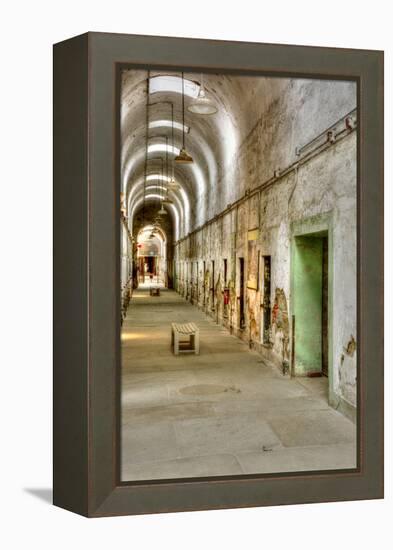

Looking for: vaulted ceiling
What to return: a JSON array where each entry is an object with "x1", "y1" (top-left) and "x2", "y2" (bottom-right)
[
  {"x1": 121, "y1": 69, "x2": 356, "y2": 240},
  {"x1": 121, "y1": 70, "x2": 273, "y2": 239}
]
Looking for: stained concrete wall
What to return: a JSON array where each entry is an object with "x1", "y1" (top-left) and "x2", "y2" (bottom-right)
[
  {"x1": 174, "y1": 80, "x2": 357, "y2": 418},
  {"x1": 210, "y1": 78, "x2": 356, "y2": 221},
  {"x1": 121, "y1": 72, "x2": 356, "y2": 238},
  {"x1": 120, "y1": 217, "x2": 133, "y2": 321},
  {"x1": 120, "y1": 221, "x2": 130, "y2": 289}
]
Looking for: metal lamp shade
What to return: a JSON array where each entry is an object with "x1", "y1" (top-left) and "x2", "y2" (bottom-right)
[{"x1": 187, "y1": 88, "x2": 217, "y2": 115}]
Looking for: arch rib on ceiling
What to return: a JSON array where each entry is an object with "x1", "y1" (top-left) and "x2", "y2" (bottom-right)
[{"x1": 121, "y1": 69, "x2": 240, "y2": 239}]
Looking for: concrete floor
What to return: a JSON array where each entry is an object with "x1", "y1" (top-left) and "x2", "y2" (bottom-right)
[{"x1": 121, "y1": 287, "x2": 357, "y2": 481}]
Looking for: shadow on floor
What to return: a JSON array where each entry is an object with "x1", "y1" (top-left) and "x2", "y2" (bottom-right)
[{"x1": 24, "y1": 488, "x2": 53, "y2": 504}]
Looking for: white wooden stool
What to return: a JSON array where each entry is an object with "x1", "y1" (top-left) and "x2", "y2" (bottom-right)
[
  {"x1": 150, "y1": 287, "x2": 160, "y2": 296},
  {"x1": 171, "y1": 322, "x2": 200, "y2": 355}
]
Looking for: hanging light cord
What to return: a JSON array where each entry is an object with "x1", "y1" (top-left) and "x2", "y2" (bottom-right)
[
  {"x1": 162, "y1": 137, "x2": 168, "y2": 203},
  {"x1": 171, "y1": 102, "x2": 174, "y2": 180},
  {"x1": 149, "y1": 155, "x2": 163, "y2": 208},
  {"x1": 142, "y1": 71, "x2": 150, "y2": 225},
  {"x1": 148, "y1": 100, "x2": 175, "y2": 181},
  {"x1": 182, "y1": 71, "x2": 185, "y2": 149},
  {"x1": 165, "y1": 135, "x2": 169, "y2": 195},
  {"x1": 159, "y1": 157, "x2": 164, "y2": 206}
]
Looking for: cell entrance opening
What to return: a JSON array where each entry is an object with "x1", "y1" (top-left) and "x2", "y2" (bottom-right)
[{"x1": 293, "y1": 232, "x2": 329, "y2": 377}]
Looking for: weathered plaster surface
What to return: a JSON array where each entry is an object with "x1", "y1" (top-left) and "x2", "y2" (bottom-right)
[
  {"x1": 121, "y1": 71, "x2": 357, "y2": 416},
  {"x1": 121, "y1": 71, "x2": 356, "y2": 237},
  {"x1": 175, "y1": 121, "x2": 357, "y2": 413}
]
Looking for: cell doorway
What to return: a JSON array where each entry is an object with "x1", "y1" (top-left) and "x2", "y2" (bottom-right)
[{"x1": 292, "y1": 232, "x2": 329, "y2": 378}]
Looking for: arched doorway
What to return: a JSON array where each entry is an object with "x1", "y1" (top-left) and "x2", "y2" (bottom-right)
[
  {"x1": 131, "y1": 201, "x2": 175, "y2": 289},
  {"x1": 136, "y1": 225, "x2": 167, "y2": 287}
]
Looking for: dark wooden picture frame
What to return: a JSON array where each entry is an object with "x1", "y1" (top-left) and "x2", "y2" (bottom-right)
[{"x1": 53, "y1": 32, "x2": 383, "y2": 517}]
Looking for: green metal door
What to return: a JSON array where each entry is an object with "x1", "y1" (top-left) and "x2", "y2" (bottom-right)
[{"x1": 293, "y1": 235, "x2": 323, "y2": 375}]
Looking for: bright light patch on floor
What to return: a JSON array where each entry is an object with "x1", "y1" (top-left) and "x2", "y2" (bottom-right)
[{"x1": 121, "y1": 332, "x2": 148, "y2": 341}]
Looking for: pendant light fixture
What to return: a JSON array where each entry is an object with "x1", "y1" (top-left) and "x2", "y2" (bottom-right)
[
  {"x1": 168, "y1": 179, "x2": 180, "y2": 191},
  {"x1": 149, "y1": 99, "x2": 180, "y2": 190},
  {"x1": 164, "y1": 134, "x2": 170, "y2": 201},
  {"x1": 168, "y1": 105, "x2": 180, "y2": 190},
  {"x1": 175, "y1": 72, "x2": 193, "y2": 164},
  {"x1": 161, "y1": 136, "x2": 172, "y2": 209},
  {"x1": 167, "y1": 100, "x2": 180, "y2": 190},
  {"x1": 149, "y1": 155, "x2": 167, "y2": 217},
  {"x1": 158, "y1": 154, "x2": 167, "y2": 215},
  {"x1": 187, "y1": 73, "x2": 217, "y2": 115}
]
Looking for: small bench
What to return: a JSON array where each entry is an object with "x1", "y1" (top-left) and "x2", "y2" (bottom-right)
[
  {"x1": 150, "y1": 287, "x2": 160, "y2": 297},
  {"x1": 171, "y1": 322, "x2": 200, "y2": 355}
]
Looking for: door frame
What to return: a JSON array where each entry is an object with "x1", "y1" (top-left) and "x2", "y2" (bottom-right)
[
  {"x1": 290, "y1": 211, "x2": 337, "y2": 408},
  {"x1": 260, "y1": 254, "x2": 272, "y2": 345}
]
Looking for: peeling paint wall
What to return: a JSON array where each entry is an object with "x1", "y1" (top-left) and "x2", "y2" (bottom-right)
[
  {"x1": 121, "y1": 71, "x2": 356, "y2": 236},
  {"x1": 174, "y1": 81, "x2": 357, "y2": 415}
]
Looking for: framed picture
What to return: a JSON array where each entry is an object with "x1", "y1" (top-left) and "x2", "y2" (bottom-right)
[{"x1": 53, "y1": 32, "x2": 383, "y2": 517}]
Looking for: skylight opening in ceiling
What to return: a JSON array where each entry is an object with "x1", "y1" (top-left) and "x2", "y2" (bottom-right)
[
  {"x1": 148, "y1": 144, "x2": 180, "y2": 155},
  {"x1": 146, "y1": 174, "x2": 171, "y2": 182},
  {"x1": 149, "y1": 119, "x2": 190, "y2": 133},
  {"x1": 149, "y1": 75, "x2": 200, "y2": 98}
]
